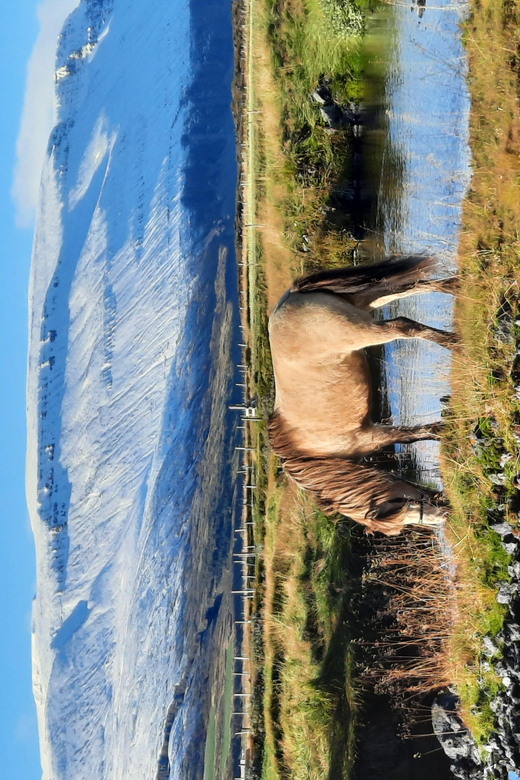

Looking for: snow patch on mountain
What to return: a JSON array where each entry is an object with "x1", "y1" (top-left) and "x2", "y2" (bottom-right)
[{"x1": 27, "y1": 0, "x2": 239, "y2": 777}]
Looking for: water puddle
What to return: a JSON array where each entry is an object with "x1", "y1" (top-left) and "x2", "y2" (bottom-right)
[{"x1": 361, "y1": 0, "x2": 471, "y2": 486}]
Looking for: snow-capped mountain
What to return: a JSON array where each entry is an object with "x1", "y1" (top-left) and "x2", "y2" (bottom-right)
[{"x1": 26, "y1": 0, "x2": 240, "y2": 777}]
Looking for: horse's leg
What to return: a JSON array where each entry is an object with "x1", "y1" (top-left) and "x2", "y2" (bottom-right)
[
  {"x1": 366, "y1": 277, "x2": 459, "y2": 309},
  {"x1": 356, "y1": 316, "x2": 457, "y2": 348},
  {"x1": 353, "y1": 422, "x2": 443, "y2": 455}
]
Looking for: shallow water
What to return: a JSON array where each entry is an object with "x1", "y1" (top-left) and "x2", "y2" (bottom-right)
[{"x1": 363, "y1": 0, "x2": 471, "y2": 486}]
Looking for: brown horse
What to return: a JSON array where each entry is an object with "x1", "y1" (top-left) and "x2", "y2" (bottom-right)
[{"x1": 267, "y1": 256, "x2": 456, "y2": 535}]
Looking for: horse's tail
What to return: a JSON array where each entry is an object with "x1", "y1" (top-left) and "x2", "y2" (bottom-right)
[{"x1": 290, "y1": 255, "x2": 435, "y2": 296}]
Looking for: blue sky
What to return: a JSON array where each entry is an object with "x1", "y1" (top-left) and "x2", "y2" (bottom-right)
[
  {"x1": 0, "y1": 1, "x2": 42, "y2": 777},
  {"x1": 2, "y1": 3, "x2": 519, "y2": 780}
]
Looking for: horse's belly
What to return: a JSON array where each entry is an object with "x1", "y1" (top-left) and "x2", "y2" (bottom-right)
[{"x1": 274, "y1": 352, "x2": 373, "y2": 454}]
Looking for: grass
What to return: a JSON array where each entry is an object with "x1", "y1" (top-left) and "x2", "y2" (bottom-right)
[
  {"x1": 220, "y1": 639, "x2": 235, "y2": 775},
  {"x1": 254, "y1": 0, "x2": 369, "y2": 276},
  {"x1": 241, "y1": 0, "x2": 368, "y2": 776},
  {"x1": 203, "y1": 706, "x2": 217, "y2": 780},
  {"x1": 259, "y1": 473, "x2": 359, "y2": 780},
  {"x1": 241, "y1": 0, "x2": 520, "y2": 770},
  {"x1": 438, "y1": 0, "x2": 520, "y2": 745}
]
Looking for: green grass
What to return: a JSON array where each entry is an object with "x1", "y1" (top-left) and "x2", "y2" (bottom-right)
[
  {"x1": 203, "y1": 707, "x2": 217, "y2": 780},
  {"x1": 220, "y1": 639, "x2": 235, "y2": 775},
  {"x1": 259, "y1": 0, "x2": 368, "y2": 266},
  {"x1": 257, "y1": 480, "x2": 359, "y2": 780}
]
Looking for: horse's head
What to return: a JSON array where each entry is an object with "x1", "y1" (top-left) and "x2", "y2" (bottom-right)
[
  {"x1": 276, "y1": 451, "x2": 449, "y2": 537},
  {"x1": 401, "y1": 500, "x2": 448, "y2": 528},
  {"x1": 366, "y1": 487, "x2": 449, "y2": 534}
]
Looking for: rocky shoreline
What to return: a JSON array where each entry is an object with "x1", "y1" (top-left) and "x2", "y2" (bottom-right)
[{"x1": 434, "y1": 310, "x2": 520, "y2": 778}]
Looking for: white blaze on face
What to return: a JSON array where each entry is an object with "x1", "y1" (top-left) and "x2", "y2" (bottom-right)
[{"x1": 403, "y1": 502, "x2": 447, "y2": 527}]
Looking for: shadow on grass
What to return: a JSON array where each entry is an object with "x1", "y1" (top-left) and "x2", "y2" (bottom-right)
[{"x1": 309, "y1": 525, "x2": 366, "y2": 780}]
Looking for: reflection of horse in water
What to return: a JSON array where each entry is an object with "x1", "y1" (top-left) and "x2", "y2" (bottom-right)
[
  {"x1": 411, "y1": 0, "x2": 426, "y2": 18},
  {"x1": 268, "y1": 257, "x2": 456, "y2": 535}
]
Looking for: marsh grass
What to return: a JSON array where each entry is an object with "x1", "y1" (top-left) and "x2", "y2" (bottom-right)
[
  {"x1": 438, "y1": 0, "x2": 520, "y2": 744},
  {"x1": 359, "y1": 533, "x2": 454, "y2": 698},
  {"x1": 259, "y1": 0, "x2": 368, "y2": 267}
]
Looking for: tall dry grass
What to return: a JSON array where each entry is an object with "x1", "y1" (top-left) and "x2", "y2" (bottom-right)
[{"x1": 356, "y1": 531, "x2": 454, "y2": 727}]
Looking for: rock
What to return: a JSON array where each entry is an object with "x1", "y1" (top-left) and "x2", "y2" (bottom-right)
[
  {"x1": 491, "y1": 521, "x2": 514, "y2": 537},
  {"x1": 470, "y1": 440, "x2": 485, "y2": 457},
  {"x1": 489, "y1": 472, "x2": 508, "y2": 486},
  {"x1": 494, "y1": 312, "x2": 514, "y2": 344},
  {"x1": 504, "y1": 622, "x2": 520, "y2": 642},
  {"x1": 311, "y1": 83, "x2": 333, "y2": 104},
  {"x1": 508, "y1": 563, "x2": 520, "y2": 579},
  {"x1": 311, "y1": 82, "x2": 358, "y2": 131},
  {"x1": 510, "y1": 684, "x2": 520, "y2": 705},
  {"x1": 311, "y1": 89, "x2": 327, "y2": 105},
  {"x1": 498, "y1": 582, "x2": 519, "y2": 604},
  {"x1": 319, "y1": 103, "x2": 353, "y2": 131},
  {"x1": 490, "y1": 697, "x2": 501, "y2": 714},
  {"x1": 504, "y1": 540, "x2": 519, "y2": 554},
  {"x1": 482, "y1": 635, "x2": 499, "y2": 657},
  {"x1": 432, "y1": 692, "x2": 482, "y2": 764}
]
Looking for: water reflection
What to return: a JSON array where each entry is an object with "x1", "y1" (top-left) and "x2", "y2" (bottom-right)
[
  {"x1": 413, "y1": 0, "x2": 427, "y2": 19},
  {"x1": 364, "y1": 0, "x2": 471, "y2": 486}
]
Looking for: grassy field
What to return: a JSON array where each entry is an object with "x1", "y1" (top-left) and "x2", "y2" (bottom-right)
[
  {"x1": 240, "y1": 0, "x2": 520, "y2": 771},
  {"x1": 241, "y1": 0, "x2": 368, "y2": 776},
  {"x1": 220, "y1": 639, "x2": 234, "y2": 775},
  {"x1": 247, "y1": 0, "x2": 371, "y2": 314},
  {"x1": 257, "y1": 475, "x2": 360, "y2": 780},
  {"x1": 203, "y1": 707, "x2": 217, "y2": 780},
  {"x1": 439, "y1": 0, "x2": 520, "y2": 744}
]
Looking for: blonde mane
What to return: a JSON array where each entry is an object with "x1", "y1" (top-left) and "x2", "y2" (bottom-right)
[{"x1": 268, "y1": 410, "x2": 410, "y2": 535}]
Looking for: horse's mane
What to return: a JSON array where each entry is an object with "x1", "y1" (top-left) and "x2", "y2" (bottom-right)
[
  {"x1": 268, "y1": 410, "x2": 408, "y2": 535},
  {"x1": 267, "y1": 408, "x2": 299, "y2": 460}
]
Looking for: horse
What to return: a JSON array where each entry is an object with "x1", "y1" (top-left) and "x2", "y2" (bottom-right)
[{"x1": 267, "y1": 256, "x2": 456, "y2": 535}]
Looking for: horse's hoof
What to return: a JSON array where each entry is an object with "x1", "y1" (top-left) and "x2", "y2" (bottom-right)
[
  {"x1": 429, "y1": 421, "x2": 445, "y2": 436},
  {"x1": 440, "y1": 331, "x2": 459, "y2": 349}
]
